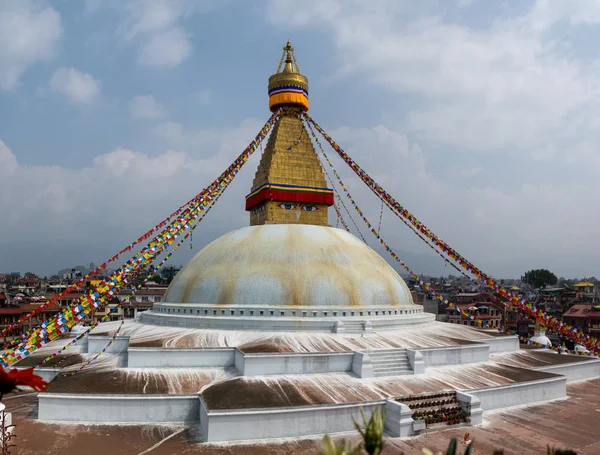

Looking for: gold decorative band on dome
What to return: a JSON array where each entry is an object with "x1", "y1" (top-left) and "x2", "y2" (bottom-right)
[{"x1": 269, "y1": 92, "x2": 309, "y2": 112}]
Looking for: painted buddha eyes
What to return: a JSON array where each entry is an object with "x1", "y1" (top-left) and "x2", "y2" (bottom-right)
[{"x1": 278, "y1": 203, "x2": 318, "y2": 212}]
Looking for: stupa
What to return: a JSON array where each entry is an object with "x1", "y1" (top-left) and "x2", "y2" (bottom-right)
[
  {"x1": 530, "y1": 321, "x2": 552, "y2": 348},
  {"x1": 143, "y1": 41, "x2": 432, "y2": 333},
  {"x1": 28, "y1": 42, "x2": 600, "y2": 446}
]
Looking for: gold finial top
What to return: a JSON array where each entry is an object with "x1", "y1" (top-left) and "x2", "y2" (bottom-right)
[
  {"x1": 268, "y1": 41, "x2": 309, "y2": 112},
  {"x1": 535, "y1": 321, "x2": 547, "y2": 331},
  {"x1": 277, "y1": 40, "x2": 300, "y2": 74}
]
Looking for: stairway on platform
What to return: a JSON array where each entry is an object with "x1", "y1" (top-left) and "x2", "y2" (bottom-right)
[
  {"x1": 368, "y1": 349, "x2": 413, "y2": 377},
  {"x1": 342, "y1": 320, "x2": 366, "y2": 333},
  {"x1": 397, "y1": 391, "x2": 468, "y2": 430}
]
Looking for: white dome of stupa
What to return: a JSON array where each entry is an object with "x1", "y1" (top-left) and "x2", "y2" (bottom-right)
[{"x1": 164, "y1": 224, "x2": 416, "y2": 308}]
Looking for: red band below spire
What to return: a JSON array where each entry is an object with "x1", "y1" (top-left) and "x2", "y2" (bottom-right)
[{"x1": 245, "y1": 184, "x2": 334, "y2": 211}]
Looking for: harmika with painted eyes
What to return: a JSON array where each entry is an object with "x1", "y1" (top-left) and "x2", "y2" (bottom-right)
[{"x1": 279, "y1": 203, "x2": 318, "y2": 212}]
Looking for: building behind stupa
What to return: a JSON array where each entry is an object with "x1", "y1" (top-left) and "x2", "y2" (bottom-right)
[{"x1": 24, "y1": 42, "x2": 600, "y2": 448}]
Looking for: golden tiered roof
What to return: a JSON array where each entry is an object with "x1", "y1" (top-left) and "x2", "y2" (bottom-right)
[{"x1": 246, "y1": 42, "x2": 333, "y2": 226}]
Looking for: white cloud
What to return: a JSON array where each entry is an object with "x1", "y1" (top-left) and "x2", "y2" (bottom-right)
[
  {"x1": 315, "y1": 124, "x2": 600, "y2": 277},
  {"x1": 84, "y1": 0, "x2": 223, "y2": 69},
  {"x1": 266, "y1": 0, "x2": 600, "y2": 162},
  {"x1": 129, "y1": 95, "x2": 167, "y2": 119},
  {"x1": 0, "y1": 117, "x2": 266, "y2": 271},
  {"x1": 0, "y1": 0, "x2": 62, "y2": 90},
  {"x1": 116, "y1": 0, "x2": 199, "y2": 68},
  {"x1": 457, "y1": 167, "x2": 484, "y2": 178},
  {"x1": 262, "y1": 1, "x2": 600, "y2": 278},
  {"x1": 137, "y1": 27, "x2": 191, "y2": 67},
  {"x1": 156, "y1": 121, "x2": 185, "y2": 142},
  {"x1": 1, "y1": 115, "x2": 599, "y2": 277},
  {"x1": 49, "y1": 68, "x2": 100, "y2": 105},
  {"x1": 93, "y1": 148, "x2": 189, "y2": 178},
  {"x1": 0, "y1": 141, "x2": 18, "y2": 178},
  {"x1": 125, "y1": 1, "x2": 183, "y2": 37}
]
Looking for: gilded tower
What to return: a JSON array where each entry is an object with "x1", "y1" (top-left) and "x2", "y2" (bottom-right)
[{"x1": 246, "y1": 41, "x2": 334, "y2": 226}]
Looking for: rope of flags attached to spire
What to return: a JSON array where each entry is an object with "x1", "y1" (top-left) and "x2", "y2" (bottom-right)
[
  {"x1": 1, "y1": 113, "x2": 279, "y2": 367},
  {"x1": 5, "y1": 106, "x2": 595, "y2": 367},
  {"x1": 310, "y1": 123, "x2": 591, "y2": 356},
  {"x1": 307, "y1": 119, "x2": 498, "y2": 326},
  {"x1": 317, "y1": 151, "x2": 367, "y2": 243},
  {"x1": 304, "y1": 113, "x2": 600, "y2": 356},
  {"x1": 35, "y1": 181, "x2": 229, "y2": 369}
]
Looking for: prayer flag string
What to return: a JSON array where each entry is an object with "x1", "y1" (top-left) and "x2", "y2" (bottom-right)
[
  {"x1": 1, "y1": 113, "x2": 279, "y2": 366},
  {"x1": 304, "y1": 116, "x2": 598, "y2": 357}
]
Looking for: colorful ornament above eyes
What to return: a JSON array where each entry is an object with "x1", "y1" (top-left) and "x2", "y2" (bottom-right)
[{"x1": 279, "y1": 203, "x2": 318, "y2": 212}]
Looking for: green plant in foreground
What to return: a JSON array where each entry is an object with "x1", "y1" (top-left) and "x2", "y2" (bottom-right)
[
  {"x1": 352, "y1": 406, "x2": 385, "y2": 455},
  {"x1": 316, "y1": 435, "x2": 362, "y2": 455},
  {"x1": 421, "y1": 438, "x2": 473, "y2": 455},
  {"x1": 317, "y1": 413, "x2": 578, "y2": 455}
]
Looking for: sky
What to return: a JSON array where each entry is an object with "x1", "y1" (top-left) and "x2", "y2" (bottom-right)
[{"x1": 1, "y1": 0, "x2": 599, "y2": 279}]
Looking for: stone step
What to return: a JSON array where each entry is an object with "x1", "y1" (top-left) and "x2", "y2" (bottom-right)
[
  {"x1": 370, "y1": 362, "x2": 410, "y2": 368},
  {"x1": 344, "y1": 327, "x2": 365, "y2": 333},
  {"x1": 368, "y1": 350, "x2": 408, "y2": 355},
  {"x1": 369, "y1": 357, "x2": 408, "y2": 361},
  {"x1": 343, "y1": 322, "x2": 365, "y2": 332},
  {"x1": 373, "y1": 363, "x2": 411, "y2": 370},
  {"x1": 408, "y1": 403, "x2": 461, "y2": 412},
  {"x1": 369, "y1": 354, "x2": 409, "y2": 361},
  {"x1": 365, "y1": 348, "x2": 407, "y2": 354},
  {"x1": 373, "y1": 365, "x2": 412, "y2": 373},
  {"x1": 372, "y1": 369, "x2": 413, "y2": 377},
  {"x1": 371, "y1": 358, "x2": 411, "y2": 365},
  {"x1": 370, "y1": 358, "x2": 409, "y2": 364}
]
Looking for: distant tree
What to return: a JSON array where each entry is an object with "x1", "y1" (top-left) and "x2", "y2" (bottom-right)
[
  {"x1": 130, "y1": 267, "x2": 152, "y2": 288},
  {"x1": 151, "y1": 274, "x2": 165, "y2": 285},
  {"x1": 558, "y1": 277, "x2": 576, "y2": 287},
  {"x1": 161, "y1": 266, "x2": 181, "y2": 285},
  {"x1": 521, "y1": 269, "x2": 558, "y2": 289}
]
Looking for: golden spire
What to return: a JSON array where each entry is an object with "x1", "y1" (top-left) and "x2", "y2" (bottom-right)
[
  {"x1": 268, "y1": 41, "x2": 309, "y2": 112},
  {"x1": 246, "y1": 42, "x2": 332, "y2": 226}
]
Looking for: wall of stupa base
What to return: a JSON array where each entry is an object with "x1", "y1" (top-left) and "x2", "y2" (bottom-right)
[
  {"x1": 467, "y1": 375, "x2": 567, "y2": 411},
  {"x1": 38, "y1": 394, "x2": 200, "y2": 423},
  {"x1": 140, "y1": 304, "x2": 435, "y2": 333},
  {"x1": 534, "y1": 358, "x2": 600, "y2": 382},
  {"x1": 88, "y1": 342, "x2": 506, "y2": 376},
  {"x1": 35, "y1": 369, "x2": 574, "y2": 428},
  {"x1": 476, "y1": 334, "x2": 520, "y2": 352},
  {"x1": 249, "y1": 200, "x2": 329, "y2": 226},
  {"x1": 36, "y1": 377, "x2": 567, "y2": 440},
  {"x1": 418, "y1": 344, "x2": 493, "y2": 366}
]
